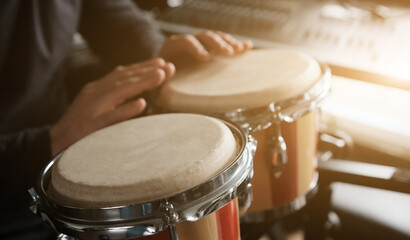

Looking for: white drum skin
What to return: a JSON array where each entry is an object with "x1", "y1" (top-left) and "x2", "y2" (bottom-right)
[
  {"x1": 157, "y1": 49, "x2": 322, "y2": 112},
  {"x1": 50, "y1": 114, "x2": 237, "y2": 207}
]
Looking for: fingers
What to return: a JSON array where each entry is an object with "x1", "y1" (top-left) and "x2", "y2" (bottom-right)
[
  {"x1": 125, "y1": 58, "x2": 174, "y2": 77},
  {"x1": 171, "y1": 34, "x2": 211, "y2": 61},
  {"x1": 120, "y1": 62, "x2": 175, "y2": 81},
  {"x1": 170, "y1": 31, "x2": 253, "y2": 61},
  {"x1": 108, "y1": 68, "x2": 167, "y2": 104},
  {"x1": 126, "y1": 57, "x2": 166, "y2": 70},
  {"x1": 158, "y1": 31, "x2": 252, "y2": 65},
  {"x1": 215, "y1": 31, "x2": 253, "y2": 53},
  {"x1": 214, "y1": 31, "x2": 243, "y2": 52},
  {"x1": 51, "y1": 57, "x2": 174, "y2": 154},
  {"x1": 97, "y1": 98, "x2": 147, "y2": 129},
  {"x1": 196, "y1": 31, "x2": 235, "y2": 56},
  {"x1": 162, "y1": 61, "x2": 176, "y2": 78},
  {"x1": 51, "y1": 31, "x2": 250, "y2": 155},
  {"x1": 242, "y1": 40, "x2": 253, "y2": 51},
  {"x1": 196, "y1": 31, "x2": 253, "y2": 57},
  {"x1": 105, "y1": 58, "x2": 175, "y2": 83}
]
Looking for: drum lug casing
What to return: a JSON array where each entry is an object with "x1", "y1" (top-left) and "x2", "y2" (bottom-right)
[
  {"x1": 265, "y1": 110, "x2": 288, "y2": 177},
  {"x1": 266, "y1": 134, "x2": 288, "y2": 177}
]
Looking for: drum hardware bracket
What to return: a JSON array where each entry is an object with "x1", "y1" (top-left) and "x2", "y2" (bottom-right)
[
  {"x1": 28, "y1": 187, "x2": 40, "y2": 214},
  {"x1": 160, "y1": 201, "x2": 179, "y2": 224},
  {"x1": 56, "y1": 233, "x2": 76, "y2": 240},
  {"x1": 168, "y1": 225, "x2": 179, "y2": 240},
  {"x1": 238, "y1": 182, "x2": 253, "y2": 214},
  {"x1": 318, "y1": 131, "x2": 353, "y2": 161},
  {"x1": 28, "y1": 187, "x2": 60, "y2": 236},
  {"x1": 247, "y1": 134, "x2": 258, "y2": 157},
  {"x1": 161, "y1": 201, "x2": 180, "y2": 240}
]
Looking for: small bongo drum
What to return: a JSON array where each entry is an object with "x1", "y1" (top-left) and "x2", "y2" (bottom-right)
[
  {"x1": 28, "y1": 113, "x2": 254, "y2": 239},
  {"x1": 154, "y1": 49, "x2": 331, "y2": 221}
]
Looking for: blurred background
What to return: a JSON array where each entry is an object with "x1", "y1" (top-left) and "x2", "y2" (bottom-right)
[{"x1": 42, "y1": 0, "x2": 410, "y2": 239}]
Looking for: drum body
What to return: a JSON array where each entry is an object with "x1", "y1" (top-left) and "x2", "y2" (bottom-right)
[
  {"x1": 70, "y1": 199, "x2": 240, "y2": 240},
  {"x1": 154, "y1": 49, "x2": 331, "y2": 221},
  {"x1": 139, "y1": 199, "x2": 239, "y2": 240},
  {"x1": 29, "y1": 114, "x2": 254, "y2": 240},
  {"x1": 247, "y1": 111, "x2": 319, "y2": 216}
]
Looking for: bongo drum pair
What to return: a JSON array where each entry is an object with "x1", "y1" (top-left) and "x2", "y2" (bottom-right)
[
  {"x1": 29, "y1": 114, "x2": 254, "y2": 240},
  {"x1": 29, "y1": 48, "x2": 330, "y2": 240},
  {"x1": 154, "y1": 48, "x2": 331, "y2": 220}
]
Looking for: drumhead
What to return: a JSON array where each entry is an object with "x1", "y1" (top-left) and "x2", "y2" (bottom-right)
[
  {"x1": 50, "y1": 113, "x2": 237, "y2": 207},
  {"x1": 157, "y1": 49, "x2": 322, "y2": 112}
]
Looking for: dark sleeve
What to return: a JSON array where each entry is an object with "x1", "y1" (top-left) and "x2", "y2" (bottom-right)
[
  {"x1": 0, "y1": 126, "x2": 52, "y2": 215},
  {"x1": 79, "y1": 0, "x2": 166, "y2": 67}
]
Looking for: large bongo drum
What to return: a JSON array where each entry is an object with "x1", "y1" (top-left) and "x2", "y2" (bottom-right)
[
  {"x1": 28, "y1": 113, "x2": 254, "y2": 239},
  {"x1": 154, "y1": 49, "x2": 331, "y2": 221}
]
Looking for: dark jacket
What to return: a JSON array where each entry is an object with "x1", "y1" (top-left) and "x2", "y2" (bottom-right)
[{"x1": 0, "y1": 0, "x2": 165, "y2": 214}]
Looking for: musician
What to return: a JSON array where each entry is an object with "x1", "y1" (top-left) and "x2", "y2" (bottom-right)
[{"x1": 0, "y1": 0, "x2": 252, "y2": 216}]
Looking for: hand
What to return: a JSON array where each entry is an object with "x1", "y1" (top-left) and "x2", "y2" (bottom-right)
[
  {"x1": 50, "y1": 58, "x2": 175, "y2": 156},
  {"x1": 159, "y1": 31, "x2": 253, "y2": 67}
]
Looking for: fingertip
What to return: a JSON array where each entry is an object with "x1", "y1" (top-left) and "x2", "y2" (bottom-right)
[
  {"x1": 153, "y1": 57, "x2": 166, "y2": 67},
  {"x1": 181, "y1": 33, "x2": 212, "y2": 61},
  {"x1": 244, "y1": 40, "x2": 254, "y2": 50},
  {"x1": 135, "y1": 98, "x2": 147, "y2": 111},
  {"x1": 154, "y1": 68, "x2": 167, "y2": 83},
  {"x1": 234, "y1": 42, "x2": 244, "y2": 52},
  {"x1": 194, "y1": 39, "x2": 211, "y2": 60},
  {"x1": 115, "y1": 65, "x2": 125, "y2": 71},
  {"x1": 126, "y1": 98, "x2": 146, "y2": 117},
  {"x1": 165, "y1": 62, "x2": 176, "y2": 77}
]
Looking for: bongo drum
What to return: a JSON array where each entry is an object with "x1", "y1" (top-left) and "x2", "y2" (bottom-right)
[
  {"x1": 154, "y1": 49, "x2": 331, "y2": 221},
  {"x1": 28, "y1": 113, "x2": 254, "y2": 239}
]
